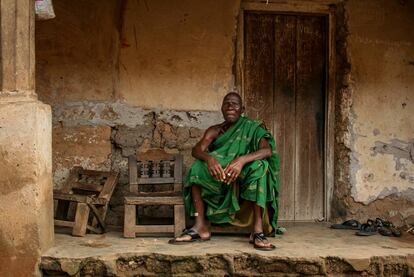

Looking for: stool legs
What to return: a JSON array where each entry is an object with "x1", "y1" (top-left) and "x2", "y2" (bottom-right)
[
  {"x1": 174, "y1": 205, "x2": 185, "y2": 237},
  {"x1": 124, "y1": 204, "x2": 136, "y2": 238},
  {"x1": 72, "y1": 203, "x2": 90, "y2": 237},
  {"x1": 123, "y1": 204, "x2": 185, "y2": 238}
]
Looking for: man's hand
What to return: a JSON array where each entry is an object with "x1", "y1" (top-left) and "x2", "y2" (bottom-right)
[
  {"x1": 224, "y1": 157, "x2": 245, "y2": 184},
  {"x1": 207, "y1": 156, "x2": 226, "y2": 182}
]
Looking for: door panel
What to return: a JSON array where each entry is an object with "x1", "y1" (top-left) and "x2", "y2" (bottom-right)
[
  {"x1": 274, "y1": 15, "x2": 296, "y2": 221},
  {"x1": 244, "y1": 12, "x2": 326, "y2": 221},
  {"x1": 294, "y1": 16, "x2": 326, "y2": 220},
  {"x1": 244, "y1": 14, "x2": 275, "y2": 133}
]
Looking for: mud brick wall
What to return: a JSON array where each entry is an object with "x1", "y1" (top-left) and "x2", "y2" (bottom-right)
[
  {"x1": 111, "y1": 118, "x2": 201, "y2": 225},
  {"x1": 35, "y1": 0, "x2": 237, "y2": 227},
  {"x1": 331, "y1": 0, "x2": 414, "y2": 227},
  {"x1": 51, "y1": 101, "x2": 222, "y2": 226},
  {"x1": 35, "y1": 0, "x2": 414, "y2": 228},
  {"x1": 108, "y1": 109, "x2": 220, "y2": 226}
]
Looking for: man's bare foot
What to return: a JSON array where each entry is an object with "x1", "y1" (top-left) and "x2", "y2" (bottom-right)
[
  {"x1": 250, "y1": 232, "x2": 276, "y2": 251},
  {"x1": 168, "y1": 226, "x2": 211, "y2": 244}
]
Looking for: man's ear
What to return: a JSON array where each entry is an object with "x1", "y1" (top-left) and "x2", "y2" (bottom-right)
[{"x1": 241, "y1": 106, "x2": 246, "y2": 114}]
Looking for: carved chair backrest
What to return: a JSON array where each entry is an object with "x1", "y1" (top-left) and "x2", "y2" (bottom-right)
[{"x1": 128, "y1": 154, "x2": 183, "y2": 194}]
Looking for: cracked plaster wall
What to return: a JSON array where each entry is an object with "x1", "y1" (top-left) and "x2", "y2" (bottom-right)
[
  {"x1": 347, "y1": 0, "x2": 414, "y2": 209},
  {"x1": 332, "y1": 0, "x2": 414, "y2": 226},
  {"x1": 34, "y1": 0, "x2": 414, "y2": 227},
  {"x1": 35, "y1": 0, "x2": 239, "y2": 226}
]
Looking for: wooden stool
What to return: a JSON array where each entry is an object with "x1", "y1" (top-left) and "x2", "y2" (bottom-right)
[
  {"x1": 53, "y1": 167, "x2": 119, "y2": 237},
  {"x1": 123, "y1": 154, "x2": 185, "y2": 238}
]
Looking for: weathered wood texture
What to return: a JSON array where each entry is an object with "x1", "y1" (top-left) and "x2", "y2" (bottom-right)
[
  {"x1": 294, "y1": 16, "x2": 326, "y2": 220},
  {"x1": 54, "y1": 167, "x2": 119, "y2": 236},
  {"x1": 244, "y1": 13, "x2": 326, "y2": 221},
  {"x1": 124, "y1": 196, "x2": 183, "y2": 206},
  {"x1": 72, "y1": 203, "x2": 90, "y2": 237},
  {"x1": 274, "y1": 15, "x2": 297, "y2": 221},
  {"x1": 124, "y1": 154, "x2": 185, "y2": 237},
  {"x1": 244, "y1": 13, "x2": 275, "y2": 133}
]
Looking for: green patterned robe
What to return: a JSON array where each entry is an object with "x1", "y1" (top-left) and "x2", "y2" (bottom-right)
[{"x1": 184, "y1": 116, "x2": 280, "y2": 232}]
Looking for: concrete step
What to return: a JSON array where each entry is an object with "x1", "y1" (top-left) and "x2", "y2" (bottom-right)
[{"x1": 41, "y1": 223, "x2": 414, "y2": 276}]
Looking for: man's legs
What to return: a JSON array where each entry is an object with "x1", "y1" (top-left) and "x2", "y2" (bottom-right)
[
  {"x1": 174, "y1": 185, "x2": 211, "y2": 241},
  {"x1": 253, "y1": 204, "x2": 264, "y2": 233},
  {"x1": 251, "y1": 202, "x2": 274, "y2": 249}
]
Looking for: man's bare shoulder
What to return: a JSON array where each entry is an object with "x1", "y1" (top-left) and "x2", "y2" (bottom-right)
[{"x1": 204, "y1": 123, "x2": 224, "y2": 140}]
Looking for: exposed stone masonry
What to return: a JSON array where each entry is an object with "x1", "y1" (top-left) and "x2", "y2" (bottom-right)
[
  {"x1": 41, "y1": 254, "x2": 414, "y2": 276},
  {"x1": 51, "y1": 101, "x2": 222, "y2": 227},
  {"x1": 108, "y1": 111, "x2": 207, "y2": 226}
]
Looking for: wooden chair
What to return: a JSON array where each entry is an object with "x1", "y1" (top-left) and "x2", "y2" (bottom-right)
[
  {"x1": 123, "y1": 154, "x2": 185, "y2": 238},
  {"x1": 53, "y1": 167, "x2": 119, "y2": 237}
]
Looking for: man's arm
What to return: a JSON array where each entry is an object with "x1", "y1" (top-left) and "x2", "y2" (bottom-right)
[
  {"x1": 192, "y1": 126, "x2": 226, "y2": 182},
  {"x1": 223, "y1": 138, "x2": 272, "y2": 184}
]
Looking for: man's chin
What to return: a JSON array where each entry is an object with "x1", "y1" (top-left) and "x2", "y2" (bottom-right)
[{"x1": 224, "y1": 116, "x2": 239, "y2": 123}]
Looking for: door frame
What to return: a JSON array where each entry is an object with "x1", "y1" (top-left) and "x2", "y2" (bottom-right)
[{"x1": 236, "y1": 1, "x2": 337, "y2": 221}]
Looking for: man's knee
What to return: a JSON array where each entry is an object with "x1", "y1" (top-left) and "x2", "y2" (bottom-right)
[{"x1": 239, "y1": 160, "x2": 268, "y2": 185}]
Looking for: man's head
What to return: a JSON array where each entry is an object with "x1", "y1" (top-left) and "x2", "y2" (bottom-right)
[{"x1": 221, "y1": 92, "x2": 245, "y2": 123}]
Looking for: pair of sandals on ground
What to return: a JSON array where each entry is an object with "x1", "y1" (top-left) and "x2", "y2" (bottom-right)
[
  {"x1": 331, "y1": 218, "x2": 401, "y2": 237},
  {"x1": 169, "y1": 228, "x2": 276, "y2": 251}
]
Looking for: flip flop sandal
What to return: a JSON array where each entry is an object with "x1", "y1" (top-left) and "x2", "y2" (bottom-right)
[
  {"x1": 330, "y1": 219, "x2": 361, "y2": 230},
  {"x1": 248, "y1": 231, "x2": 276, "y2": 244},
  {"x1": 378, "y1": 226, "x2": 393, "y2": 236},
  {"x1": 252, "y1": 232, "x2": 276, "y2": 251},
  {"x1": 168, "y1": 229, "x2": 210, "y2": 245},
  {"x1": 276, "y1": 227, "x2": 287, "y2": 235},
  {"x1": 378, "y1": 226, "x2": 402, "y2": 237},
  {"x1": 375, "y1": 217, "x2": 393, "y2": 228},
  {"x1": 390, "y1": 226, "x2": 402, "y2": 237},
  {"x1": 355, "y1": 221, "x2": 378, "y2": 236},
  {"x1": 376, "y1": 219, "x2": 402, "y2": 237}
]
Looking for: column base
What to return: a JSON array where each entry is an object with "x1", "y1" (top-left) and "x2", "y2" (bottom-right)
[
  {"x1": 0, "y1": 90, "x2": 38, "y2": 102},
  {"x1": 0, "y1": 99, "x2": 53, "y2": 277}
]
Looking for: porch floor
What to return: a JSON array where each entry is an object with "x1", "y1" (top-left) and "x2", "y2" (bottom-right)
[{"x1": 41, "y1": 223, "x2": 414, "y2": 276}]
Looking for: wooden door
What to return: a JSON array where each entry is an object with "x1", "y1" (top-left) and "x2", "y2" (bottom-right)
[{"x1": 243, "y1": 12, "x2": 326, "y2": 221}]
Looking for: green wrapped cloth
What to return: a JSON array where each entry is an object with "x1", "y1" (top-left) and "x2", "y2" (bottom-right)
[{"x1": 184, "y1": 116, "x2": 280, "y2": 232}]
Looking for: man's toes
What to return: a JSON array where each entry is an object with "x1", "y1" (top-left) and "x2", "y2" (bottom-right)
[
  {"x1": 175, "y1": 235, "x2": 191, "y2": 242},
  {"x1": 254, "y1": 239, "x2": 271, "y2": 247}
]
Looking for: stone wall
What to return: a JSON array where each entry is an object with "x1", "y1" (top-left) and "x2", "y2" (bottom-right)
[
  {"x1": 35, "y1": 0, "x2": 414, "y2": 227},
  {"x1": 51, "y1": 101, "x2": 221, "y2": 225},
  {"x1": 41, "y1": 253, "x2": 414, "y2": 276}
]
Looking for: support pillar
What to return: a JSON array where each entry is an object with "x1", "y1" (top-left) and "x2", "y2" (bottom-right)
[{"x1": 0, "y1": 0, "x2": 53, "y2": 276}]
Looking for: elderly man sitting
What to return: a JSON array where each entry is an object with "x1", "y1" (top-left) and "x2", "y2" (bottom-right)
[{"x1": 169, "y1": 92, "x2": 280, "y2": 251}]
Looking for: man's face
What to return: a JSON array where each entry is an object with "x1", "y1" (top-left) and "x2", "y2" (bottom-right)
[{"x1": 221, "y1": 94, "x2": 245, "y2": 123}]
